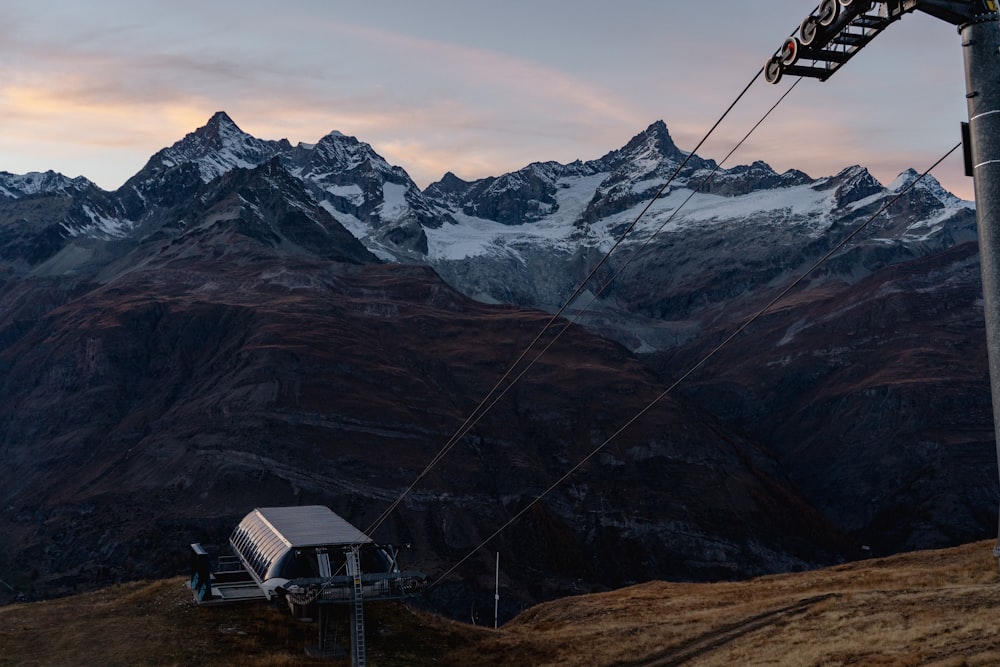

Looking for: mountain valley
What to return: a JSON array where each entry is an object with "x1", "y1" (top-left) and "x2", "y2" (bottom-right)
[{"x1": 0, "y1": 112, "x2": 994, "y2": 620}]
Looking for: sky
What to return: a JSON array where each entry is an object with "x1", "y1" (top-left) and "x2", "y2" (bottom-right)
[{"x1": 0, "y1": 1, "x2": 976, "y2": 199}]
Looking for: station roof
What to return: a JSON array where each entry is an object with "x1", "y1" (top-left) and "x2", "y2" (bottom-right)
[{"x1": 252, "y1": 505, "x2": 372, "y2": 547}]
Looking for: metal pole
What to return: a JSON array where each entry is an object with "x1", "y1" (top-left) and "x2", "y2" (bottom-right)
[
  {"x1": 494, "y1": 552, "x2": 500, "y2": 630},
  {"x1": 961, "y1": 7, "x2": 1000, "y2": 564}
]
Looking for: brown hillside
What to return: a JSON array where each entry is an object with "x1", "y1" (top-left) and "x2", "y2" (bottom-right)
[
  {"x1": 463, "y1": 539, "x2": 1000, "y2": 666},
  {"x1": 2, "y1": 540, "x2": 999, "y2": 666}
]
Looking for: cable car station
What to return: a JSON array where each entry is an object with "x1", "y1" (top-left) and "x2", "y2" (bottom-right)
[{"x1": 189, "y1": 506, "x2": 425, "y2": 665}]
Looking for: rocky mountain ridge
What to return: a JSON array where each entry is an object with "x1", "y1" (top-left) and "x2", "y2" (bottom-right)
[{"x1": 7, "y1": 113, "x2": 972, "y2": 315}]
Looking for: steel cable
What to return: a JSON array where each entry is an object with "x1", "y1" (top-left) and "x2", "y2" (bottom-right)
[
  {"x1": 428, "y1": 141, "x2": 963, "y2": 589},
  {"x1": 360, "y1": 66, "x2": 770, "y2": 541}
]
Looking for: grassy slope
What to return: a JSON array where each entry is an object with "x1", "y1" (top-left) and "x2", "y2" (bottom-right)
[
  {"x1": 3, "y1": 541, "x2": 1000, "y2": 666},
  {"x1": 0, "y1": 580, "x2": 487, "y2": 667}
]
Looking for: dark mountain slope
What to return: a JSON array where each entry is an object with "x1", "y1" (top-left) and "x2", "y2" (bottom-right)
[
  {"x1": 0, "y1": 256, "x2": 852, "y2": 613},
  {"x1": 649, "y1": 240, "x2": 995, "y2": 554},
  {"x1": 0, "y1": 159, "x2": 851, "y2": 616}
]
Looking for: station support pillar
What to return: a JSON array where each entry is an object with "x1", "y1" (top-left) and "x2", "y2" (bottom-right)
[{"x1": 961, "y1": 9, "x2": 1000, "y2": 562}]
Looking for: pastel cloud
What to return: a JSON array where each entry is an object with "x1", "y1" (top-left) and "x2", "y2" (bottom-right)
[
  {"x1": 0, "y1": 8, "x2": 646, "y2": 189},
  {"x1": 0, "y1": 2, "x2": 976, "y2": 200}
]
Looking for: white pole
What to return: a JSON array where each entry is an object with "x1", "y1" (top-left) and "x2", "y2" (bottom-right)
[{"x1": 494, "y1": 551, "x2": 500, "y2": 630}]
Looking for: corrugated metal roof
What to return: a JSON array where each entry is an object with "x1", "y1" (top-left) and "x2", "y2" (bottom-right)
[{"x1": 253, "y1": 505, "x2": 372, "y2": 547}]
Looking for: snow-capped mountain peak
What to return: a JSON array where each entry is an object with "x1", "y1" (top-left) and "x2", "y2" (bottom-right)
[
  {"x1": 889, "y1": 168, "x2": 966, "y2": 206},
  {"x1": 109, "y1": 112, "x2": 445, "y2": 256},
  {"x1": 150, "y1": 111, "x2": 290, "y2": 184},
  {"x1": 624, "y1": 120, "x2": 686, "y2": 162},
  {"x1": 0, "y1": 170, "x2": 94, "y2": 200},
  {"x1": 812, "y1": 165, "x2": 885, "y2": 207},
  {"x1": 294, "y1": 130, "x2": 395, "y2": 178}
]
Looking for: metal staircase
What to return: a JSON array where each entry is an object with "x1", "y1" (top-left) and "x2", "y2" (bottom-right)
[{"x1": 346, "y1": 546, "x2": 366, "y2": 667}]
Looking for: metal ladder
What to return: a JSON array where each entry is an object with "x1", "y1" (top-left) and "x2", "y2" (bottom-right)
[{"x1": 345, "y1": 546, "x2": 366, "y2": 667}]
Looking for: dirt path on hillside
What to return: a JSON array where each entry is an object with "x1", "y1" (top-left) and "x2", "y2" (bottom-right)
[{"x1": 628, "y1": 594, "x2": 836, "y2": 667}]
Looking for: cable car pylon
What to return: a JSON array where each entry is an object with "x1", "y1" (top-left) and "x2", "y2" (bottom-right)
[
  {"x1": 764, "y1": 1, "x2": 998, "y2": 83},
  {"x1": 765, "y1": 0, "x2": 1000, "y2": 568}
]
